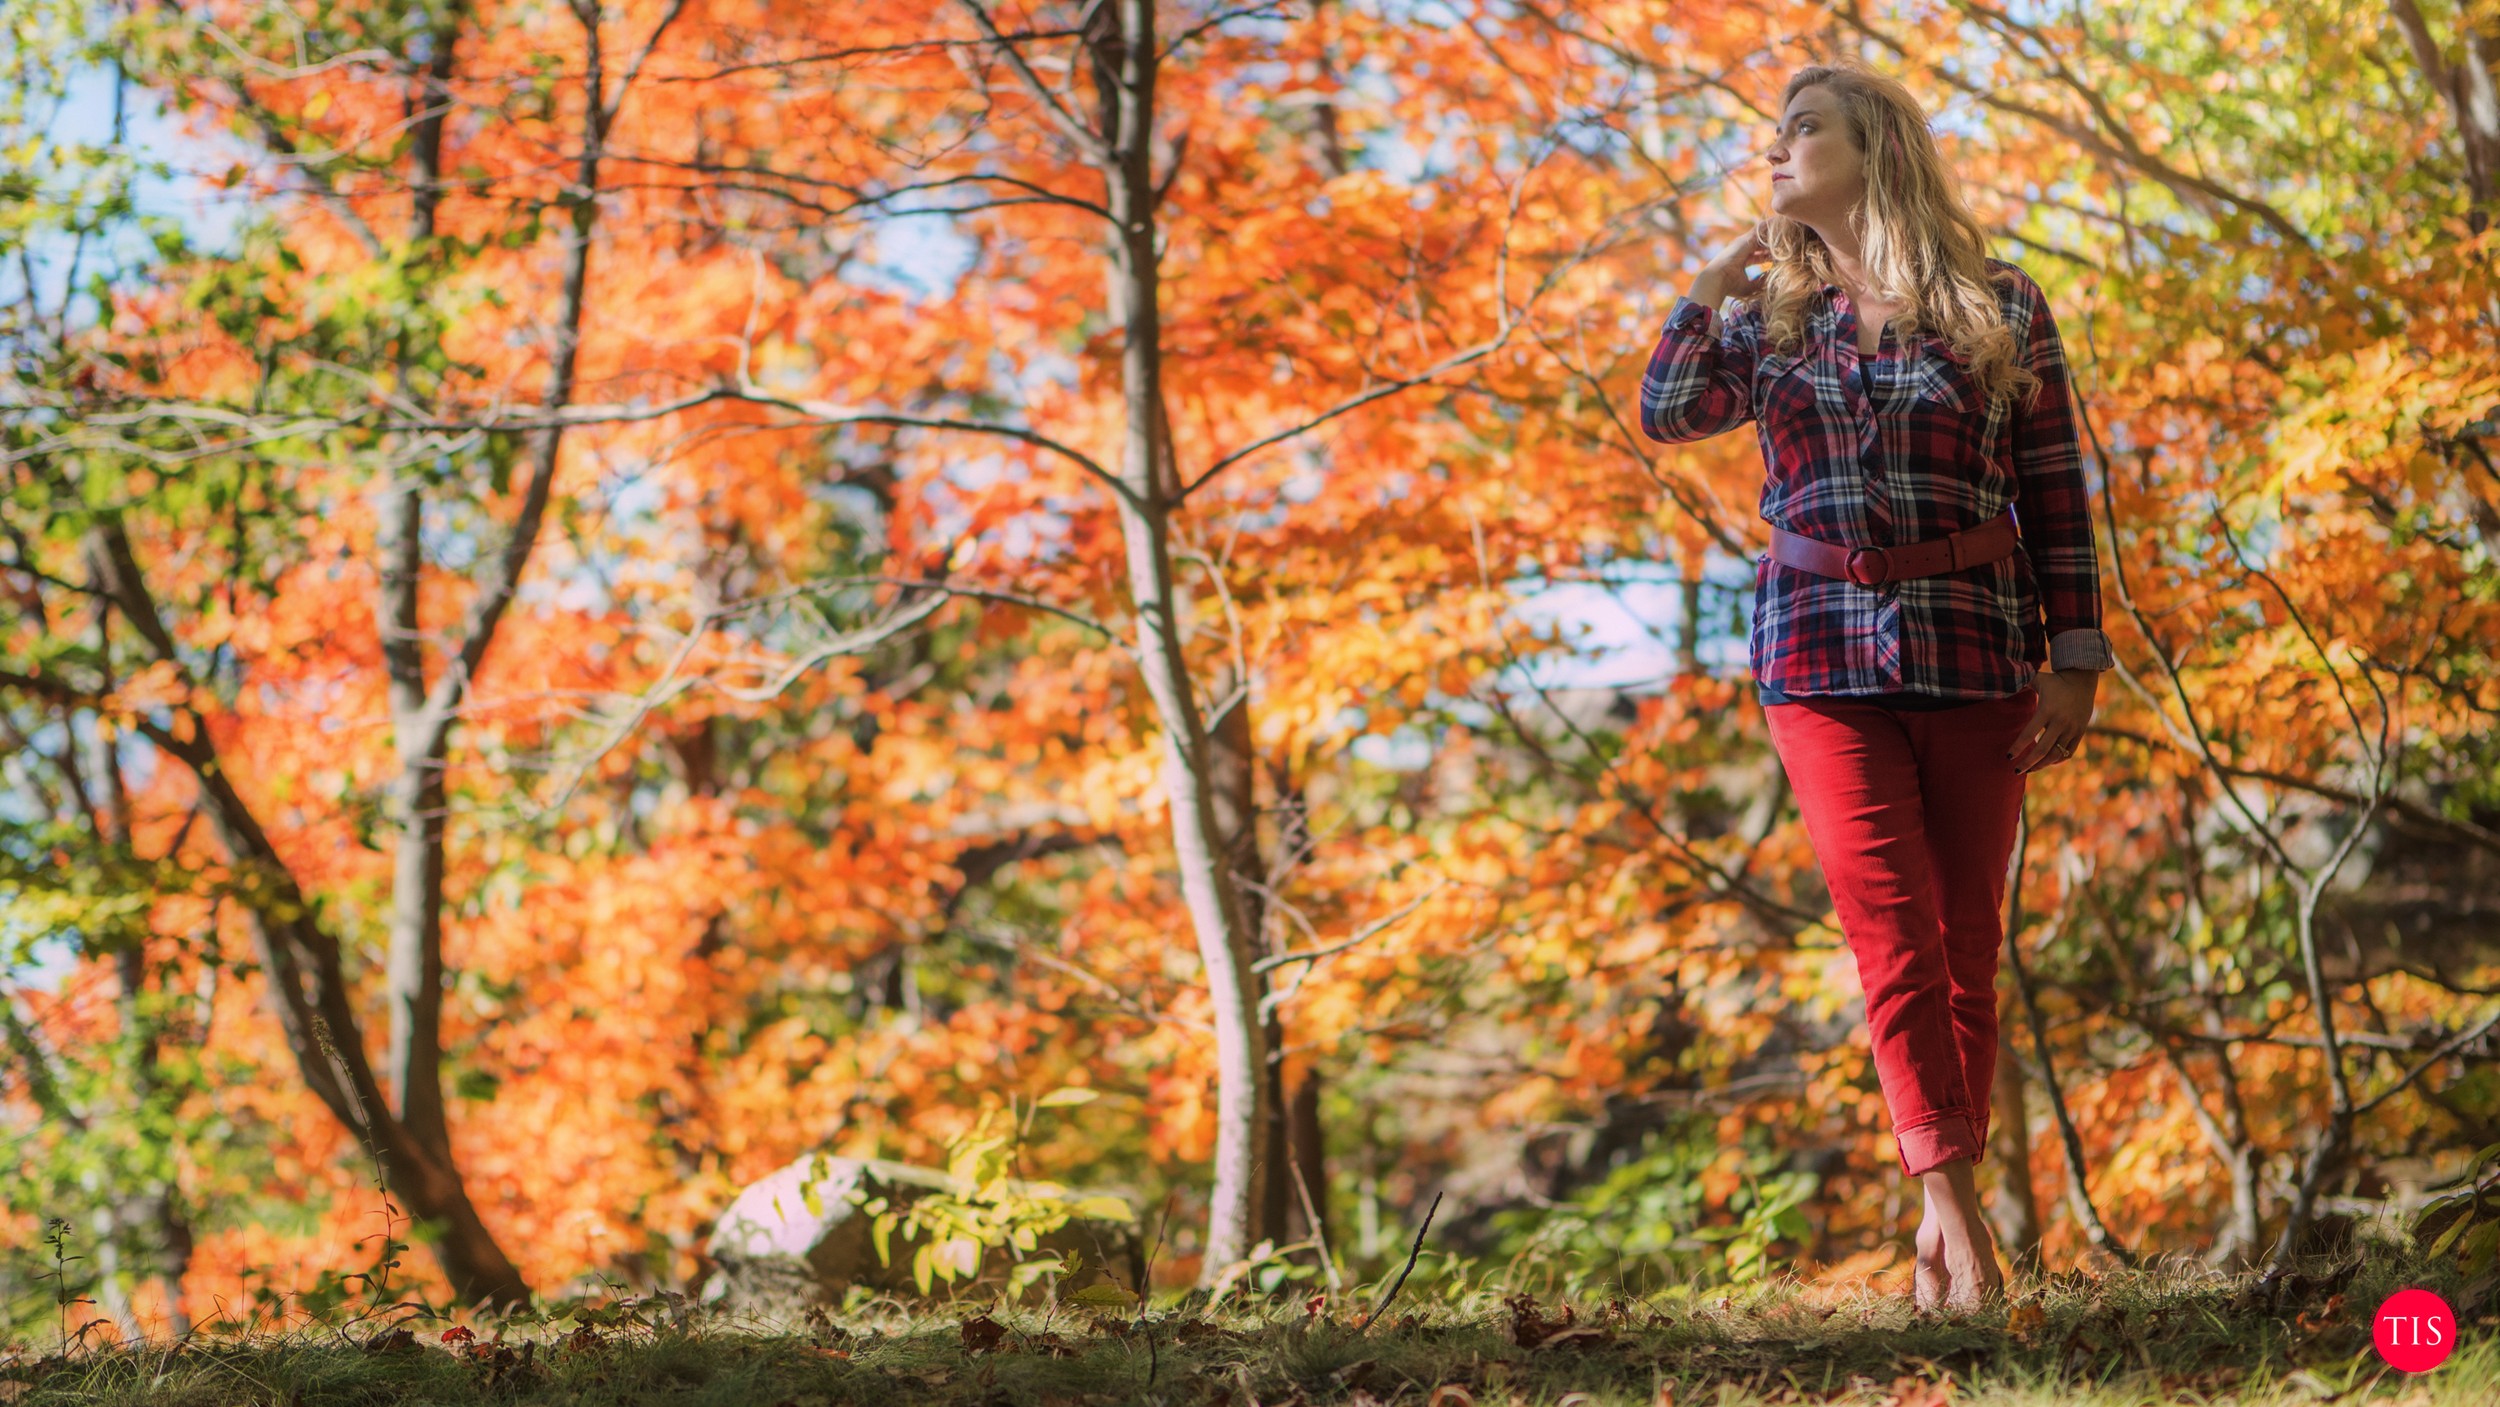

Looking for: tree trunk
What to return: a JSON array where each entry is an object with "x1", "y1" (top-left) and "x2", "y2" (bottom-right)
[
  {"x1": 203, "y1": 754, "x2": 534, "y2": 1303},
  {"x1": 2267, "y1": 879, "x2": 2360, "y2": 1271},
  {"x1": 2000, "y1": 810, "x2": 2136, "y2": 1267},
  {"x1": 1096, "y1": 0, "x2": 1269, "y2": 1280},
  {"x1": 1986, "y1": 989, "x2": 2042, "y2": 1272},
  {"x1": 90, "y1": 513, "x2": 532, "y2": 1308},
  {"x1": 2388, "y1": 0, "x2": 2500, "y2": 212},
  {"x1": 378, "y1": 0, "x2": 464, "y2": 1172},
  {"x1": 1675, "y1": 559, "x2": 1702, "y2": 677},
  {"x1": 1287, "y1": 1066, "x2": 1329, "y2": 1248}
]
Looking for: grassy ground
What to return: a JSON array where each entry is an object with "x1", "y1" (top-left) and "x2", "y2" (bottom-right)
[{"x1": 4, "y1": 1250, "x2": 2493, "y2": 1407}]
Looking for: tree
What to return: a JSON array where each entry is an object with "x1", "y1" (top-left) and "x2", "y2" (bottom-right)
[
  {"x1": 2, "y1": 0, "x2": 703, "y2": 1306},
  {"x1": 8, "y1": 1, "x2": 2496, "y2": 1318}
]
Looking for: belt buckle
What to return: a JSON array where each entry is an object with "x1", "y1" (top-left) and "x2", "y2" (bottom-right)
[{"x1": 1844, "y1": 546, "x2": 1890, "y2": 586}]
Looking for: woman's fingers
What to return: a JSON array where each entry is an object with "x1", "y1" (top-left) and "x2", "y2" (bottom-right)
[
  {"x1": 2015, "y1": 723, "x2": 2082, "y2": 771},
  {"x1": 2009, "y1": 710, "x2": 2081, "y2": 771},
  {"x1": 1713, "y1": 226, "x2": 1764, "y2": 266},
  {"x1": 2011, "y1": 672, "x2": 2099, "y2": 772}
]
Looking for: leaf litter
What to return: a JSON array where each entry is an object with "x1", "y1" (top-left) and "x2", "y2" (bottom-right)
[{"x1": 1, "y1": 1253, "x2": 2493, "y2": 1406}]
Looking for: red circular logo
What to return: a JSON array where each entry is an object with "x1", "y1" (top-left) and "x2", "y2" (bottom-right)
[{"x1": 2373, "y1": 1287, "x2": 2457, "y2": 1373}]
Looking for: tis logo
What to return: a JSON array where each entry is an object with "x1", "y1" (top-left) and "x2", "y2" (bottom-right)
[{"x1": 2373, "y1": 1288, "x2": 2457, "y2": 1373}]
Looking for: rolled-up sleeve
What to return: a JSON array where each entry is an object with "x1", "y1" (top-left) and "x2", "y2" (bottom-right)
[
  {"x1": 1640, "y1": 296, "x2": 1759, "y2": 443},
  {"x1": 2005, "y1": 277, "x2": 2115, "y2": 671}
]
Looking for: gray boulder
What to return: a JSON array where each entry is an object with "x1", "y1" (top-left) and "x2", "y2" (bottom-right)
[{"x1": 701, "y1": 1154, "x2": 1141, "y2": 1308}]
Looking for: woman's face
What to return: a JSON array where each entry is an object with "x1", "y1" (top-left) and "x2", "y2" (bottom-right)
[{"x1": 1767, "y1": 86, "x2": 1866, "y2": 230}]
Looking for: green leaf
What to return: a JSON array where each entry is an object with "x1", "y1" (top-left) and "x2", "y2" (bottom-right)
[
  {"x1": 1069, "y1": 1282, "x2": 1135, "y2": 1307},
  {"x1": 1036, "y1": 1087, "x2": 1099, "y2": 1108},
  {"x1": 2428, "y1": 1207, "x2": 2481, "y2": 1259},
  {"x1": 2460, "y1": 1220, "x2": 2500, "y2": 1277}
]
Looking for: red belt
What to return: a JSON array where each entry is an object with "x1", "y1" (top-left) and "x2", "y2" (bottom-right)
[{"x1": 1768, "y1": 511, "x2": 2018, "y2": 586}]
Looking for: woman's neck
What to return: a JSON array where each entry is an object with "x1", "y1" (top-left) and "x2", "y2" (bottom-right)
[{"x1": 1808, "y1": 221, "x2": 1878, "y2": 304}]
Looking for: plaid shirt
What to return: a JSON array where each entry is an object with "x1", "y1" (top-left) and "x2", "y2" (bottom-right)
[{"x1": 1640, "y1": 259, "x2": 2113, "y2": 700}]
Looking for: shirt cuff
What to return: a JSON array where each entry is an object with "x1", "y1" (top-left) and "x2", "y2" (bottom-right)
[
  {"x1": 2048, "y1": 627, "x2": 2116, "y2": 672},
  {"x1": 1667, "y1": 295, "x2": 1721, "y2": 341}
]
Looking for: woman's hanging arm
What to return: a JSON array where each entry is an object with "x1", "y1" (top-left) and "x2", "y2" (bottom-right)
[{"x1": 2004, "y1": 269, "x2": 2116, "y2": 673}]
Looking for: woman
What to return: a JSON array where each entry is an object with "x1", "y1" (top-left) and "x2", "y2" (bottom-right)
[{"x1": 1639, "y1": 64, "x2": 2113, "y2": 1312}]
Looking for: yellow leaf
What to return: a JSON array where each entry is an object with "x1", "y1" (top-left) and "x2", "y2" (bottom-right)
[{"x1": 1036, "y1": 1087, "x2": 1099, "y2": 1108}]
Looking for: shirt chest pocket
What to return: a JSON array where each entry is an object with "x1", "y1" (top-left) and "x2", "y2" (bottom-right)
[
  {"x1": 1912, "y1": 349, "x2": 1975, "y2": 412},
  {"x1": 1756, "y1": 351, "x2": 1816, "y2": 422}
]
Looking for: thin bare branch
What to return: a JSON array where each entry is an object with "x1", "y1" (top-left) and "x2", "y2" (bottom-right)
[
  {"x1": 658, "y1": 30, "x2": 1084, "y2": 82},
  {"x1": 1254, "y1": 881, "x2": 1446, "y2": 975},
  {"x1": 2357, "y1": 1008, "x2": 2500, "y2": 1115},
  {"x1": 1837, "y1": 0, "x2": 2313, "y2": 248},
  {"x1": 956, "y1": 0, "x2": 1113, "y2": 163}
]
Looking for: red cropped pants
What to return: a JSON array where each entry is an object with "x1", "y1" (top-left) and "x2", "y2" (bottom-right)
[{"x1": 1764, "y1": 691, "x2": 2034, "y2": 1176}]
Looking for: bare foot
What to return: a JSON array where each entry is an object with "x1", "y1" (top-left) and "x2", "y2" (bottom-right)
[
  {"x1": 1917, "y1": 1158, "x2": 2004, "y2": 1314},
  {"x1": 1913, "y1": 1196, "x2": 1949, "y2": 1313}
]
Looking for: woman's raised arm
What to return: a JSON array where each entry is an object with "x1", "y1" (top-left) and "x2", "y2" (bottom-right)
[{"x1": 1640, "y1": 229, "x2": 1769, "y2": 443}]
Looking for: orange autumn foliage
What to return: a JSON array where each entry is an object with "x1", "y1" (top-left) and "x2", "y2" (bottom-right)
[{"x1": 3, "y1": 0, "x2": 2494, "y2": 1330}]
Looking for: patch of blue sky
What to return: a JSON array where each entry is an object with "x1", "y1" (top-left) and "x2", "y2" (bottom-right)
[
  {"x1": 856, "y1": 209, "x2": 980, "y2": 304},
  {"x1": 2, "y1": 933, "x2": 83, "y2": 991},
  {"x1": 15, "y1": 66, "x2": 252, "y2": 289},
  {"x1": 1330, "y1": 551, "x2": 1758, "y2": 772},
  {"x1": 1505, "y1": 551, "x2": 1756, "y2": 694},
  {"x1": 1351, "y1": 724, "x2": 1437, "y2": 772}
]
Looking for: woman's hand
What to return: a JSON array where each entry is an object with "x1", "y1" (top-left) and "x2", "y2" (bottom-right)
[
  {"x1": 1687, "y1": 225, "x2": 1769, "y2": 307},
  {"x1": 2010, "y1": 670, "x2": 2099, "y2": 773}
]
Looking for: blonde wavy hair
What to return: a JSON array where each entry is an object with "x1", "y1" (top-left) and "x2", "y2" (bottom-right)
[{"x1": 1755, "y1": 64, "x2": 2037, "y2": 406}]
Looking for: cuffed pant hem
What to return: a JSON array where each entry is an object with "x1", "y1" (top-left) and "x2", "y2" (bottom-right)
[{"x1": 1896, "y1": 1115, "x2": 1984, "y2": 1177}]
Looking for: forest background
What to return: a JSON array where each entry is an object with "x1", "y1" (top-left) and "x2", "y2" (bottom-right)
[{"x1": 3, "y1": 0, "x2": 2498, "y2": 1336}]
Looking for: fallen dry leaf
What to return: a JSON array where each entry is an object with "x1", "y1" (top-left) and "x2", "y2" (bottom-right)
[
  {"x1": 2294, "y1": 1292, "x2": 2347, "y2": 1334},
  {"x1": 1533, "y1": 1325, "x2": 1617, "y2": 1352},
  {"x1": 1505, "y1": 1293, "x2": 1554, "y2": 1348},
  {"x1": 959, "y1": 1315, "x2": 1008, "y2": 1355},
  {"x1": 1426, "y1": 1387, "x2": 1474, "y2": 1407}
]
